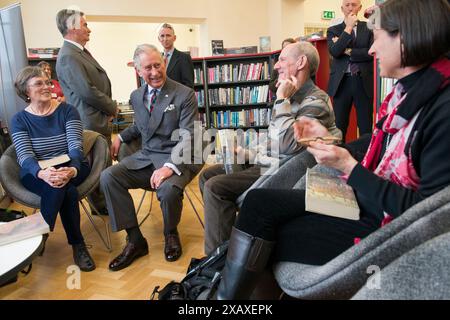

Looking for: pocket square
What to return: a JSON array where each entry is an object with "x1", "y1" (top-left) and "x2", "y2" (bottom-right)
[{"x1": 164, "y1": 104, "x2": 176, "y2": 113}]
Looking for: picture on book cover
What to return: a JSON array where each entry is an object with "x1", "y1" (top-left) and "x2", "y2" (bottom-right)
[
  {"x1": 259, "y1": 36, "x2": 271, "y2": 53},
  {"x1": 305, "y1": 168, "x2": 360, "y2": 220},
  {"x1": 211, "y1": 40, "x2": 224, "y2": 56}
]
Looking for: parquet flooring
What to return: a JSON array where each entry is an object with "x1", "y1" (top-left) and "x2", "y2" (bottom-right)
[{"x1": 0, "y1": 176, "x2": 206, "y2": 300}]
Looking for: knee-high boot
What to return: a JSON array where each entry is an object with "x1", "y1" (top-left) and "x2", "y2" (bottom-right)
[{"x1": 217, "y1": 227, "x2": 275, "y2": 300}]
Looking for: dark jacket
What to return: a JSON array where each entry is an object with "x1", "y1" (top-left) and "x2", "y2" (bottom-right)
[
  {"x1": 326, "y1": 21, "x2": 374, "y2": 98},
  {"x1": 166, "y1": 48, "x2": 195, "y2": 89}
]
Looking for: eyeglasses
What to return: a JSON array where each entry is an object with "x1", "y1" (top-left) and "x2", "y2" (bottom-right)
[{"x1": 28, "y1": 80, "x2": 53, "y2": 88}]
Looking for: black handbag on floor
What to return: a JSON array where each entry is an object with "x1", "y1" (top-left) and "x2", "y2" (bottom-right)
[
  {"x1": 151, "y1": 241, "x2": 228, "y2": 300},
  {"x1": 0, "y1": 208, "x2": 27, "y2": 222}
]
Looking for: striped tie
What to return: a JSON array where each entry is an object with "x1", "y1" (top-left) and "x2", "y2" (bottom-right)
[
  {"x1": 149, "y1": 89, "x2": 158, "y2": 113},
  {"x1": 349, "y1": 30, "x2": 360, "y2": 75}
]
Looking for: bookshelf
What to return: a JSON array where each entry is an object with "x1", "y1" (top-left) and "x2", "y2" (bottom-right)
[
  {"x1": 197, "y1": 52, "x2": 275, "y2": 130},
  {"x1": 130, "y1": 38, "x2": 333, "y2": 132},
  {"x1": 193, "y1": 58, "x2": 207, "y2": 127}
]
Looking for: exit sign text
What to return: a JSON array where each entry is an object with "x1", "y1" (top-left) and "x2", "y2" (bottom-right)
[{"x1": 322, "y1": 11, "x2": 335, "y2": 20}]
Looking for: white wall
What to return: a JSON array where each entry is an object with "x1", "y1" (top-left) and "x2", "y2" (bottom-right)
[
  {"x1": 304, "y1": 0, "x2": 375, "y2": 26},
  {"x1": 87, "y1": 22, "x2": 200, "y2": 103},
  {"x1": 2, "y1": 0, "x2": 376, "y2": 102}
]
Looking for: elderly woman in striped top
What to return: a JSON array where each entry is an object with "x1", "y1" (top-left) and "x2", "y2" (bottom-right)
[{"x1": 11, "y1": 66, "x2": 95, "y2": 272}]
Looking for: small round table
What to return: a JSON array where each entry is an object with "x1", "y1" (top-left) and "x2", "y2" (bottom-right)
[{"x1": 0, "y1": 223, "x2": 44, "y2": 287}]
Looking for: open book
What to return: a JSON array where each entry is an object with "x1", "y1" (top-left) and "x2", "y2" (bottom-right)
[
  {"x1": 305, "y1": 168, "x2": 360, "y2": 220},
  {"x1": 0, "y1": 212, "x2": 50, "y2": 246},
  {"x1": 38, "y1": 154, "x2": 71, "y2": 169}
]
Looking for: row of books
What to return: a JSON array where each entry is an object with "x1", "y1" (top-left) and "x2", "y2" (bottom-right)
[
  {"x1": 194, "y1": 68, "x2": 204, "y2": 85},
  {"x1": 208, "y1": 85, "x2": 269, "y2": 106},
  {"x1": 207, "y1": 62, "x2": 270, "y2": 84},
  {"x1": 210, "y1": 108, "x2": 272, "y2": 128},
  {"x1": 195, "y1": 90, "x2": 205, "y2": 107},
  {"x1": 28, "y1": 47, "x2": 59, "y2": 59}
]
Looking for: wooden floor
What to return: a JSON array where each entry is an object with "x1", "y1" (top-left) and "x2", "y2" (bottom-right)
[{"x1": 0, "y1": 175, "x2": 206, "y2": 300}]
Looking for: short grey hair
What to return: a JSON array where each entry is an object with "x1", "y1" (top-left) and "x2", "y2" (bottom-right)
[
  {"x1": 133, "y1": 44, "x2": 162, "y2": 70},
  {"x1": 159, "y1": 23, "x2": 175, "y2": 35},
  {"x1": 56, "y1": 9, "x2": 84, "y2": 37},
  {"x1": 291, "y1": 41, "x2": 320, "y2": 77},
  {"x1": 15, "y1": 66, "x2": 46, "y2": 102}
]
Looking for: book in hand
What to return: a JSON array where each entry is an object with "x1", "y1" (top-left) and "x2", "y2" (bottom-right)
[
  {"x1": 0, "y1": 212, "x2": 49, "y2": 247},
  {"x1": 305, "y1": 168, "x2": 360, "y2": 220},
  {"x1": 38, "y1": 154, "x2": 71, "y2": 169}
]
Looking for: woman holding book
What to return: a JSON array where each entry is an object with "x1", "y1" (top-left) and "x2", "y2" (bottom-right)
[
  {"x1": 10, "y1": 66, "x2": 96, "y2": 272},
  {"x1": 216, "y1": 0, "x2": 450, "y2": 299}
]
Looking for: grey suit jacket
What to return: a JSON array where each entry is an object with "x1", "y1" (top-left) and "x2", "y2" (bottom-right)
[
  {"x1": 56, "y1": 41, "x2": 117, "y2": 136},
  {"x1": 119, "y1": 78, "x2": 200, "y2": 185}
]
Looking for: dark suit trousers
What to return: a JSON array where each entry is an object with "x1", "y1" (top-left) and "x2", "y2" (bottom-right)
[
  {"x1": 333, "y1": 74, "x2": 373, "y2": 140},
  {"x1": 199, "y1": 164, "x2": 262, "y2": 254},
  {"x1": 100, "y1": 162, "x2": 184, "y2": 235},
  {"x1": 21, "y1": 162, "x2": 91, "y2": 245}
]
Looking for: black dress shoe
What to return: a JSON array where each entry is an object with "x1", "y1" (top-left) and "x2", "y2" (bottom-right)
[
  {"x1": 164, "y1": 232, "x2": 182, "y2": 262},
  {"x1": 72, "y1": 244, "x2": 96, "y2": 272},
  {"x1": 109, "y1": 239, "x2": 148, "y2": 271}
]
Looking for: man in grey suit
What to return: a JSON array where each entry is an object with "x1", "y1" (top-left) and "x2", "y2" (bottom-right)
[
  {"x1": 101, "y1": 44, "x2": 200, "y2": 270},
  {"x1": 55, "y1": 9, "x2": 117, "y2": 214}
]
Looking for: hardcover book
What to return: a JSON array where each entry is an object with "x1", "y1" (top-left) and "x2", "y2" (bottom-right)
[
  {"x1": 305, "y1": 168, "x2": 360, "y2": 220},
  {"x1": 38, "y1": 154, "x2": 70, "y2": 169}
]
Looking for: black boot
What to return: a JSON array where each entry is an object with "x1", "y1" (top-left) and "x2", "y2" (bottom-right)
[
  {"x1": 72, "y1": 243, "x2": 96, "y2": 272},
  {"x1": 217, "y1": 227, "x2": 275, "y2": 300}
]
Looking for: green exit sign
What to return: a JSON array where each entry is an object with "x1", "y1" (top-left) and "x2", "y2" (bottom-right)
[{"x1": 322, "y1": 11, "x2": 335, "y2": 20}]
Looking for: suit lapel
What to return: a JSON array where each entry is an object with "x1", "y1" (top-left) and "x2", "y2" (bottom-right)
[
  {"x1": 139, "y1": 84, "x2": 148, "y2": 111},
  {"x1": 147, "y1": 80, "x2": 174, "y2": 138},
  {"x1": 355, "y1": 21, "x2": 363, "y2": 46},
  {"x1": 167, "y1": 49, "x2": 179, "y2": 75},
  {"x1": 81, "y1": 50, "x2": 107, "y2": 74},
  {"x1": 64, "y1": 41, "x2": 107, "y2": 74}
]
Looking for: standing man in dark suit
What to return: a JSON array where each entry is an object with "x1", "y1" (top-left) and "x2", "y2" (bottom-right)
[
  {"x1": 327, "y1": 0, "x2": 374, "y2": 141},
  {"x1": 158, "y1": 23, "x2": 195, "y2": 89},
  {"x1": 101, "y1": 44, "x2": 201, "y2": 270},
  {"x1": 56, "y1": 9, "x2": 117, "y2": 215}
]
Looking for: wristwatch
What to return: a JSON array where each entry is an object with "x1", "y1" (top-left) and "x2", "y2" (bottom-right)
[{"x1": 275, "y1": 98, "x2": 288, "y2": 105}]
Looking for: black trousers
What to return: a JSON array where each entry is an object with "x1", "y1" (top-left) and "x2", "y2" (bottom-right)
[
  {"x1": 236, "y1": 189, "x2": 381, "y2": 265},
  {"x1": 333, "y1": 74, "x2": 373, "y2": 141},
  {"x1": 21, "y1": 162, "x2": 91, "y2": 245}
]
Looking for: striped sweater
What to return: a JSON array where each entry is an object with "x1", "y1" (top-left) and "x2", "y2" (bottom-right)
[{"x1": 10, "y1": 103, "x2": 84, "y2": 178}]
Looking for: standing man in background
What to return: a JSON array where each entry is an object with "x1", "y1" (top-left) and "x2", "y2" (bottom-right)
[
  {"x1": 327, "y1": 0, "x2": 373, "y2": 141},
  {"x1": 158, "y1": 23, "x2": 195, "y2": 89},
  {"x1": 56, "y1": 9, "x2": 117, "y2": 215}
]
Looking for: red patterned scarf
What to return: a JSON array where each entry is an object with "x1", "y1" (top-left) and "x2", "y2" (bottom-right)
[{"x1": 361, "y1": 56, "x2": 450, "y2": 220}]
